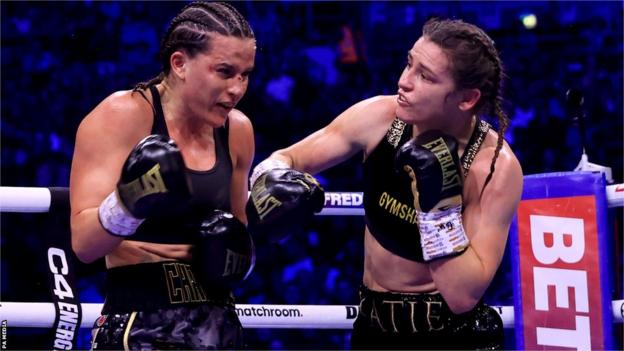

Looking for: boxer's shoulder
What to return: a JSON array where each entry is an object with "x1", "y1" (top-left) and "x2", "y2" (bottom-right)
[
  {"x1": 74, "y1": 90, "x2": 152, "y2": 161},
  {"x1": 227, "y1": 108, "x2": 254, "y2": 140},
  {"x1": 102, "y1": 90, "x2": 152, "y2": 115},
  {"x1": 81, "y1": 90, "x2": 153, "y2": 133},
  {"x1": 463, "y1": 136, "x2": 522, "y2": 209},
  {"x1": 331, "y1": 95, "x2": 397, "y2": 151},
  {"x1": 468, "y1": 133, "x2": 522, "y2": 185},
  {"x1": 351, "y1": 95, "x2": 398, "y2": 118}
]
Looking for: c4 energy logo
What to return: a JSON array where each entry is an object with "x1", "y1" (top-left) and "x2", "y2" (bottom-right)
[{"x1": 47, "y1": 248, "x2": 81, "y2": 350}]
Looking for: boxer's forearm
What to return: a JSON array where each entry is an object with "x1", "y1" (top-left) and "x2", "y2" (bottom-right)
[
  {"x1": 428, "y1": 246, "x2": 493, "y2": 314},
  {"x1": 71, "y1": 208, "x2": 123, "y2": 263}
]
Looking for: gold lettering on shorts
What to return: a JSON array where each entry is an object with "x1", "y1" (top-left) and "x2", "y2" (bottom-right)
[
  {"x1": 406, "y1": 300, "x2": 419, "y2": 333},
  {"x1": 358, "y1": 295, "x2": 368, "y2": 318},
  {"x1": 163, "y1": 263, "x2": 207, "y2": 304},
  {"x1": 382, "y1": 300, "x2": 403, "y2": 333},
  {"x1": 182, "y1": 264, "x2": 208, "y2": 302},
  {"x1": 423, "y1": 138, "x2": 460, "y2": 191},
  {"x1": 118, "y1": 164, "x2": 168, "y2": 203},
  {"x1": 251, "y1": 175, "x2": 282, "y2": 220},
  {"x1": 378, "y1": 192, "x2": 417, "y2": 224},
  {"x1": 369, "y1": 300, "x2": 386, "y2": 332},
  {"x1": 425, "y1": 301, "x2": 444, "y2": 331}
]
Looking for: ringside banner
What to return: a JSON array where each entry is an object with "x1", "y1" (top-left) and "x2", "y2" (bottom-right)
[
  {"x1": 44, "y1": 188, "x2": 82, "y2": 350},
  {"x1": 510, "y1": 172, "x2": 613, "y2": 350}
]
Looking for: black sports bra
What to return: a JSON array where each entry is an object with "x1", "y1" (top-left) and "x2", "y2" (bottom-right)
[
  {"x1": 362, "y1": 118, "x2": 490, "y2": 262},
  {"x1": 128, "y1": 85, "x2": 233, "y2": 244}
]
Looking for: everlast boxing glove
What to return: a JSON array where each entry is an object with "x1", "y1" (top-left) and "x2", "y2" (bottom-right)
[
  {"x1": 246, "y1": 159, "x2": 325, "y2": 243},
  {"x1": 98, "y1": 135, "x2": 192, "y2": 236},
  {"x1": 191, "y1": 210, "x2": 255, "y2": 287},
  {"x1": 394, "y1": 130, "x2": 469, "y2": 261}
]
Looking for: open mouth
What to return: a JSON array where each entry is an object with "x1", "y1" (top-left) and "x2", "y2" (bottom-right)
[
  {"x1": 397, "y1": 94, "x2": 409, "y2": 106},
  {"x1": 216, "y1": 102, "x2": 233, "y2": 110}
]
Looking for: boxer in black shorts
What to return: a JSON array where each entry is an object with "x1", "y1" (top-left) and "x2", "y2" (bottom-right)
[
  {"x1": 246, "y1": 18, "x2": 522, "y2": 350},
  {"x1": 351, "y1": 286, "x2": 503, "y2": 350},
  {"x1": 70, "y1": 2, "x2": 256, "y2": 349}
]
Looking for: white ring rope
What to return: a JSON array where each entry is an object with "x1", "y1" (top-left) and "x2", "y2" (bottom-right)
[
  {"x1": 3, "y1": 301, "x2": 622, "y2": 329},
  {"x1": 0, "y1": 186, "x2": 622, "y2": 330},
  {"x1": 0, "y1": 185, "x2": 622, "y2": 214},
  {"x1": 0, "y1": 187, "x2": 52, "y2": 213}
]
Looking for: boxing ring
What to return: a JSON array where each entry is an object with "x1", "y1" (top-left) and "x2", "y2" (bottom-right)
[
  {"x1": 0, "y1": 173, "x2": 623, "y2": 349},
  {"x1": 1, "y1": 300, "x2": 623, "y2": 330}
]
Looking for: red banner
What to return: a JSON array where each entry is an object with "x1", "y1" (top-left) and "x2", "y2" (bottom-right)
[{"x1": 517, "y1": 195, "x2": 605, "y2": 350}]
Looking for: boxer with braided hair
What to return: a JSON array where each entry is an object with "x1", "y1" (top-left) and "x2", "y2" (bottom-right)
[
  {"x1": 422, "y1": 19, "x2": 509, "y2": 195},
  {"x1": 248, "y1": 18, "x2": 522, "y2": 349},
  {"x1": 71, "y1": 2, "x2": 256, "y2": 349}
]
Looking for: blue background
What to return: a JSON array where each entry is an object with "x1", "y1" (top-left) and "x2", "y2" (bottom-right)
[{"x1": 1, "y1": 1, "x2": 622, "y2": 349}]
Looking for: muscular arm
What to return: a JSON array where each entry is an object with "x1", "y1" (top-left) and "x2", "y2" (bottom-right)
[
  {"x1": 70, "y1": 91, "x2": 152, "y2": 263},
  {"x1": 429, "y1": 145, "x2": 523, "y2": 314},
  {"x1": 270, "y1": 96, "x2": 396, "y2": 174},
  {"x1": 228, "y1": 110, "x2": 255, "y2": 224}
]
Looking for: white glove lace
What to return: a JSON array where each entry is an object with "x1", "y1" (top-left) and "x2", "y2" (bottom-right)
[
  {"x1": 98, "y1": 191, "x2": 144, "y2": 237},
  {"x1": 417, "y1": 205, "x2": 469, "y2": 261},
  {"x1": 249, "y1": 158, "x2": 290, "y2": 188}
]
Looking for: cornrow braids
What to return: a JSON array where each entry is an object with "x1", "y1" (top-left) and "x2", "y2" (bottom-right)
[
  {"x1": 133, "y1": 1, "x2": 254, "y2": 92},
  {"x1": 423, "y1": 18, "x2": 508, "y2": 194},
  {"x1": 134, "y1": 72, "x2": 165, "y2": 92}
]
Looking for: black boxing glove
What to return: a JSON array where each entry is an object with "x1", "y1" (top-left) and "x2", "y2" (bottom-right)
[
  {"x1": 191, "y1": 210, "x2": 255, "y2": 287},
  {"x1": 394, "y1": 130, "x2": 469, "y2": 261},
  {"x1": 98, "y1": 135, "x2": 192, "y2": 236},
  {"x1": 246, "y1": 159, "x2": 325, "y2": 243}
]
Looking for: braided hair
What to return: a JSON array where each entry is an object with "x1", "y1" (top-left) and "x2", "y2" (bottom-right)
[
  {"x1": 422, "y1": 18, "x2": 508, "y2": 192},
  {"x1": 134, "y1": 1, "x2": 254, "y2": 90}
]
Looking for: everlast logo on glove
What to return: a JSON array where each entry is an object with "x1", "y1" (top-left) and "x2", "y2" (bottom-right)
[
  {"x1": 192, "y1": 210, "x2": 255, "y2": 287},
  {"x1": 223, "y1": 249, "x2": 253, "y2": 277},
  {"x1": 246, "y1": 168, "x2": 325, "y2": 243},
  {"x1": 394, "y1": 130, "x2": 469, "y2": 261},
  {"x1": 99, "y1": 134, "x2": 193, "y2": 236},
  {"x1": 249, "y1": 174, "x2": 283, "y2": 220},
  {"x1": 117, "y1": 164, "x2": 168, "y2": 203},
  {"x1": 421, "y1": 138, "x2": 462, "y2": 192}
]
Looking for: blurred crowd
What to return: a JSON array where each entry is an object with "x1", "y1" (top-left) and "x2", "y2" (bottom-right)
[{"x1": 1, "y1": 1, "x2": 622, "y2": 349}]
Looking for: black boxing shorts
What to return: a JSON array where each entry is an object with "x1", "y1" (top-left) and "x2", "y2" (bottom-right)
[
  {"x1": 350, "y1": 285, "x2": 503, "y2": 350},
  {"x1": 90, "y1": 262, "x2": 243, "y2": 350}
]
